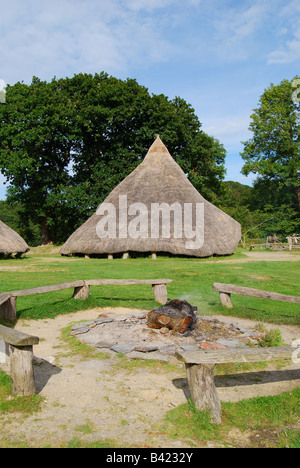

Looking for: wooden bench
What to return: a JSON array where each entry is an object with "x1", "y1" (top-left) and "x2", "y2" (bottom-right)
[
  {"x1": 175, "y1": 346, "x2": 294, "y2": 424},
  {"x1": 213, "y1": 282, "x2": 300, "y2": 309},
  {"x1": 0, "y1": 324, "x2": 39, "y2": 396},
  {"x1": 0, "y1": 278, "x2": 172, "y2": 321}
]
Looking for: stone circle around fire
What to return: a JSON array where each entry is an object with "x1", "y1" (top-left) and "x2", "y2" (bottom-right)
[{"x1": 70, "y1": 301, "x2": 261, "y2": 359}]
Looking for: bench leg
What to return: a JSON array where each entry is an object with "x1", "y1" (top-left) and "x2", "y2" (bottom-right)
[
  {"x1": 0, "y1": 339, "x2": 9, "y2": 364},
  {"x1": 73, "y1": 284, "x2": 90, "y2": 300},
  {"x1": 0, "y1": 297, "x2": 17, "y2": 321},
  {"x1": 9, "y1": 344, "x2": 36, "y2": 396},
  {"x1": 219, "y1": 292, "x2": 233, "y2": 308},
  {"x1": 185, "y1": 363, "x2": 221, "y2": 424},
  {"x1": 152, "y1": 283, "x2": 167, "y2": 304}
]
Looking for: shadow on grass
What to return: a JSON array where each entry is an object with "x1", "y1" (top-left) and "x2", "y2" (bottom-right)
[
  {"x1": 16, "y1": 295, "x2": 157, "y2": 320},
  {"x1": 172, "y1": 367, "x2": 300, "y2": 403}
]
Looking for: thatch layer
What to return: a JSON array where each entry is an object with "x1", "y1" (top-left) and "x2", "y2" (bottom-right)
[
  {"x1": 0, "y1": 220, "x2": 30, "y2": 255},
  {"x1": 60, "y1": 136, "x2": 241, "y2": 257}
]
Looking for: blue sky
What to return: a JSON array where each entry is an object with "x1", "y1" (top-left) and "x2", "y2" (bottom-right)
[{"x1": 0, "y1": 0, "x2": 300, "y2": 200}]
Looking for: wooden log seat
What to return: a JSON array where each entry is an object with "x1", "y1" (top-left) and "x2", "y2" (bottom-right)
[
  {"x1": 0, "y1": 279, "x2": 173, "y2": 321},
  {"x1": 213, "y1": 282, "x2": 300, "y2": 309},
  {"x1": 0, "y1": 324, "x2": 39, "y2": 396},
  {"x1": 175, "y1": 346, "x2": 295, "y2": 424}
]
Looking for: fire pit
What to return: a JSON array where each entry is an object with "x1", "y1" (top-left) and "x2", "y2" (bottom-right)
[
  {"x1": 70, "y1": 300, "x2": 260, "y2": 358},
  {"x1": 147, "y1": 300, "x2": 197, "y2": 334}
]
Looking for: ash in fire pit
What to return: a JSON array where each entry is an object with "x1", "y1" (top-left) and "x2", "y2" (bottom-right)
[
  {"x1": 147, "y1": 300, "x2": 197, "y2": 334},
  {"x1": 71, "y1": 301, "x2": 260, "y2": 358}
]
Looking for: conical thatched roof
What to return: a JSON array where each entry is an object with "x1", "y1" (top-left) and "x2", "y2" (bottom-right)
[
  {"x1": 60, "y1": 136, "x2": 241, "y2": 258},
  {"x1": 0, "y1": 220, "x2": 30, "y2": 256}
]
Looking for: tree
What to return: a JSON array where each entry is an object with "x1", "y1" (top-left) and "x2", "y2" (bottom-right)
[
  {"x1": 71, "y1": 73, "x2": 226, "y2": 207},
  {"x1": 241, "y1": 78, "x2": 300, "y2": 212},
  {"x1": 0, "y1": 73, "x2": 227, "y2": 244},
  {"x1": 0, "y1": 77, "x2": 78, "y2": 243}
]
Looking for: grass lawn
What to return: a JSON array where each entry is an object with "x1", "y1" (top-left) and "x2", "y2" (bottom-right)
[
  {"x1": 0, "y1": 247, "x2": 299, "y2": 325},
  {"x1": 163, "y1": 388, "x2": 300, "y2": 448}
]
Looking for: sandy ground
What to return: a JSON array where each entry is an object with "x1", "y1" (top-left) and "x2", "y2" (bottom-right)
[{"x1": 0, "y1": 307, "x2": 299, "y2": 448}]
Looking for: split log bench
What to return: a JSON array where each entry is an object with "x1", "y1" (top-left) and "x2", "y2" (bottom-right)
[
  {"x1": 0, "y1": 324, "x2": 39, "y2": 396},
  {"x1": 0, "y1": 278, "x2": 172, "y2": 321},
  {"x1": 213, "y1": 282, "x2": 300, "y2": 309},
  {"x1": 175, "y1": 345, "x2": 295, "y2": 424}
]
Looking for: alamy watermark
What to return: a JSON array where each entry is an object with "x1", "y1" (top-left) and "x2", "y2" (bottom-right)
[
  {"x1": 0, "y1": 79, "x2": 6, "y2": 103},
  {"x1": 292, "y1": 78, "x2": 300, "y2": 103},
  {"x1": 96, "y1": 195, "x2": 204, "y2": 250}
]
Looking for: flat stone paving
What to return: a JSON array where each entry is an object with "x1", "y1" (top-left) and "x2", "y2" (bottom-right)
[{"x1": 70, "y1": 311, "x2": 260, "y2": 359}]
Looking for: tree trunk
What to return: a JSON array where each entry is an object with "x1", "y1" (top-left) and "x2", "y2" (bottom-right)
[
  {"x1": 41, "y1": 216, "x2": 51, "y2": 245},
  {"x1": 296, "y1": 184, "x2": 300, "y2": 210}
]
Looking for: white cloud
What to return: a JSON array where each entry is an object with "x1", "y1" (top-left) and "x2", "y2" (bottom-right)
[
  {"x1": 211, "y1": 3, "x2": 269, "y2": 61},
  {"x1": 203, "y1": 114, "x2": 251, "y2": 147},
  {"x1": 215, "y1": 4, "x2": 266, "y2": 40},
  {"x1": 125, "y1": 0, "x2": 175, "y2": 12},
  {"x1": 267, "y1": 1, "x2": 300, "y2": 64},
  {"x1": 0, "y1": 0, "x2": 176, "y2": 84},
  {"x1": 268, "y1": 37, "x2": 300, "y2": 64}
]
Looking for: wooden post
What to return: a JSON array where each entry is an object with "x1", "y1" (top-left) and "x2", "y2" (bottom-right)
[
  {"x1": 152, "y1": 283, "x2": 167, "y2": 304},
  {"x1": 213, "y1": 282, "x2": 300, "y2": 304},
  {"x1": 219, "y1": 292, "x2": 233, "y2": 308},
  {"x1": 0, "y1": 297, "x2": 17, "y2": 321},
  {"x1": 176, "y1": 345, "x2": 294, "y2": 425},
  {"x1": 73, "y1": 284, "x2": 90, "y2": 300},
  {"x1": 9, "y1": 344, "x2": 36, "y2": 396},
  {"x1": 0, "y1": 339, "x2": 9, "y2": 364},
  {"x1": 122, "y1": 252, "x2": 129, "y2": 259},
  {"x1": 151, "y1": 253, "x2": 157, "y2": 260},
  {"x1": 108, "y1": 254, "x2": 113, "y2": 260},
  {"x1": 185, "y1": 363, "x2": 221, "y2": 424}
]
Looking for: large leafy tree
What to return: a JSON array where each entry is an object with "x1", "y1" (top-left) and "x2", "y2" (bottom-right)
[
  {"x1": 0, "y1": 77, "x2": 79, "y2": 243},
  {"x1": 0, "y1": 72, "x2": 226, "y2": 244},
  {"x1": 70, "y1": 73, "x2": 226, "y2": 207},
  {"x1": 241, "y1": 78, "x2": 300, "y2": 212}
]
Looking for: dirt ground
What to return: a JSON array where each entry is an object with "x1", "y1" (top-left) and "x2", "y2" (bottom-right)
[{"x1": 0, "y1": 307, "x2": 299, "y2": 448}]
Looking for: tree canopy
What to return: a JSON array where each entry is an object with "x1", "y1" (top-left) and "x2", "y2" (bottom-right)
[
  {"x1": 0, "y1": 72, "x2": 226, "y2": 244},
  {"x1": 241, "y1": 77, "x2": 300, "y2": 212}
]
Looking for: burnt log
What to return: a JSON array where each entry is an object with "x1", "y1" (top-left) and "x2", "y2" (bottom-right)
[{"x1": 147, "y1": 299, "x2": 197, "y2": 334}]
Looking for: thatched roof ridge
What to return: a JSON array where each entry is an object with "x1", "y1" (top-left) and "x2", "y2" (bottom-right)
[
  {"x1": 0, "y1": 220, "x2": 30, "y2": 255},
  {"x1": 60, "y1": 136, "x2": 241, "y2": 257}
]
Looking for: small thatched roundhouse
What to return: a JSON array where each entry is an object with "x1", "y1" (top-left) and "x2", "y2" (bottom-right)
[
  {"x1": 0, "y1": 220, "x2": 30, "y2": 256},
  {"x1": 60, "y1": 136, "x2": 241, "y2": 258}
]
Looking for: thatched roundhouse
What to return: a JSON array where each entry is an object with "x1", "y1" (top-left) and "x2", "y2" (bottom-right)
[
  {"x1": 60, "y1": 136, "x2": 241, "y2": 258},
  {"x1": 0, "y1": 220, "x2": 30, "y2": 257}
]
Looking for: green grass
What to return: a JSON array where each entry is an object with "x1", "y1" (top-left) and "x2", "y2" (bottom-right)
[
  {"x1": 163, "y1": 388, "x2": 300, "y2": 448},
  {"x1": 0, "y1": 248, "x2": 299, "y2": 325},
  {"x1": 0, "y1": 370, "x2": 43, "y2": 414}
]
